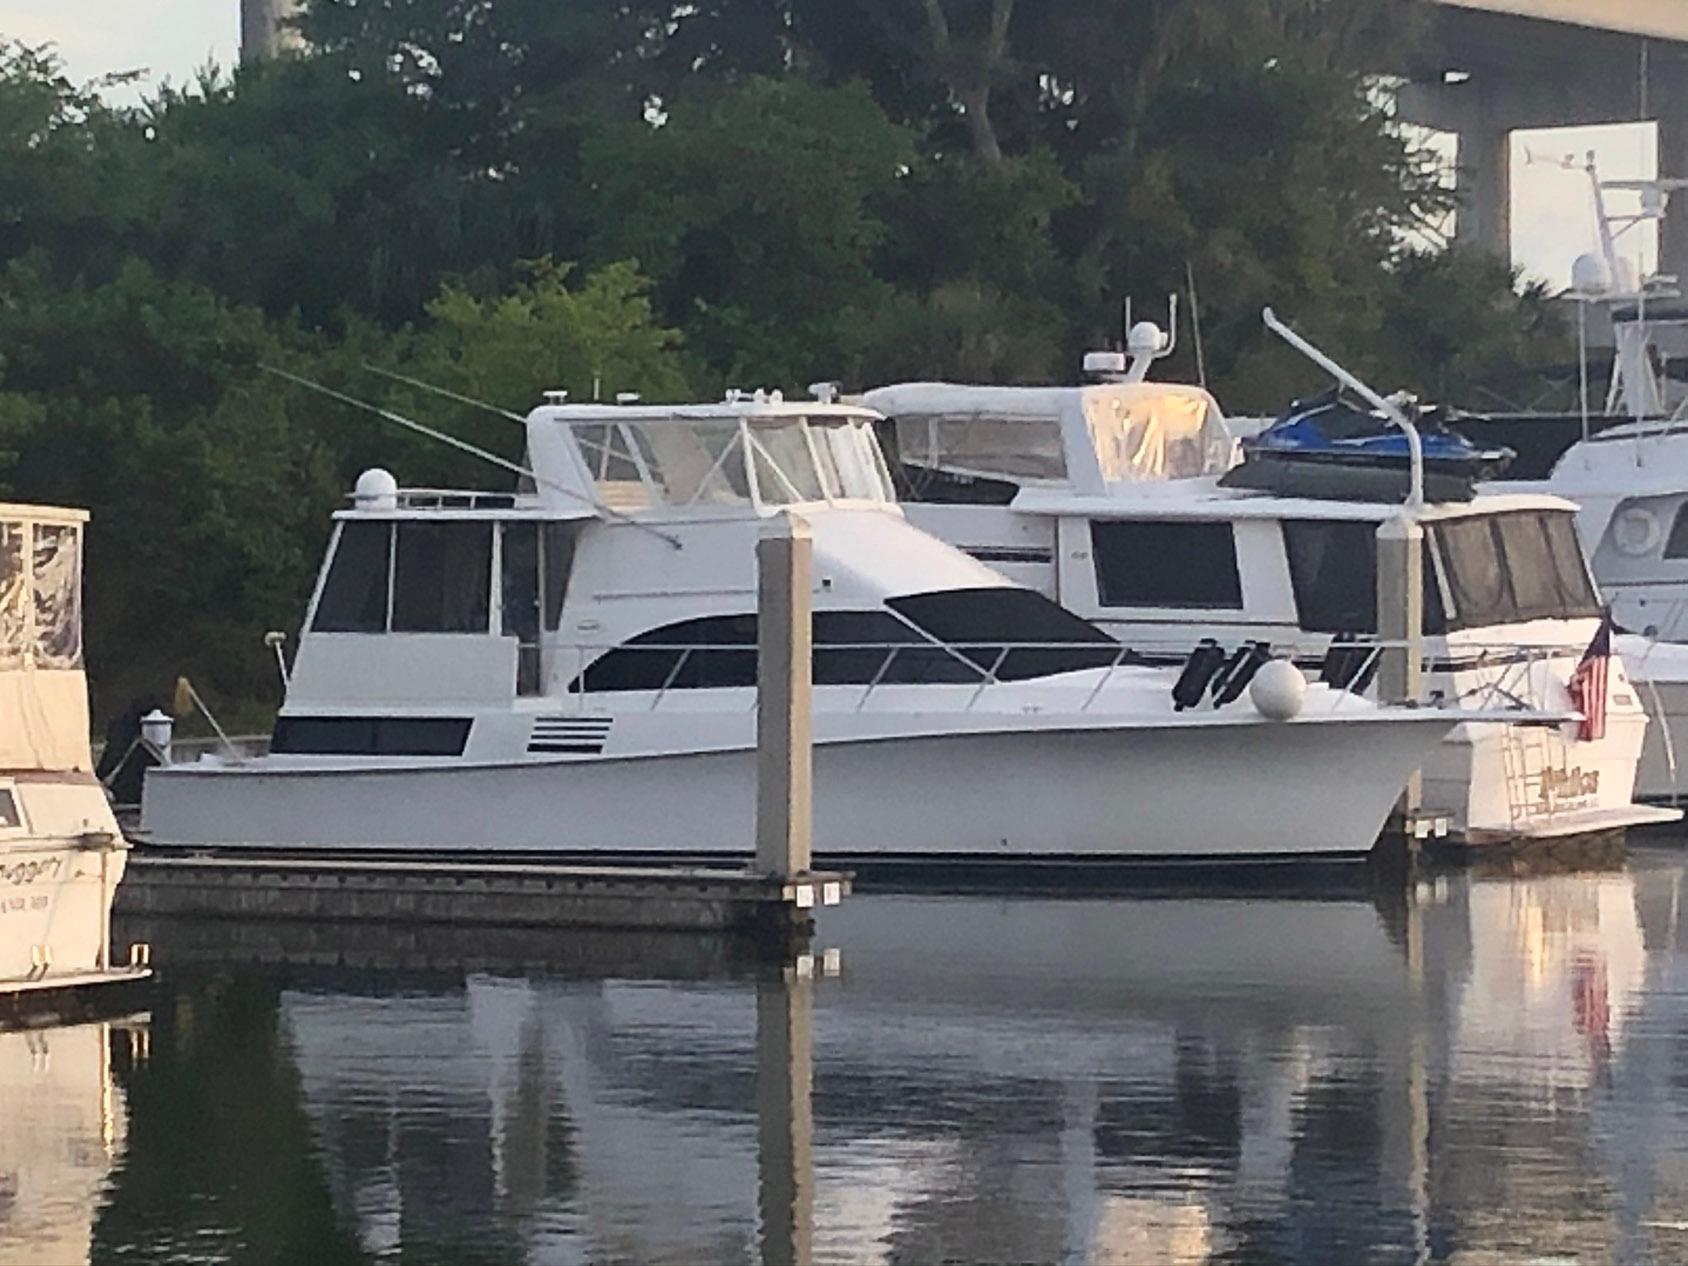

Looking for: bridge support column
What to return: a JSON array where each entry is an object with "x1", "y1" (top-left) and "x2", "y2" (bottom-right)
[
  {"x1": 1458, "y1": 122, "x2": 1513, "y2": 263},
  {"x1": 1661, "y1": 111, "x2": 1688, "y2": 284}
]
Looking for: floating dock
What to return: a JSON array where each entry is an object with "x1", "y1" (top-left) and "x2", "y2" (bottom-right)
[{"x1": 114, "y1": 852, "x2": 849, "y2": 942}]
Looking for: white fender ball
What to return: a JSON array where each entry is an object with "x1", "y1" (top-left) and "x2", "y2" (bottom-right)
[{"x1": 1250, "y1": 658, "x2": 1307, "y2": 721}]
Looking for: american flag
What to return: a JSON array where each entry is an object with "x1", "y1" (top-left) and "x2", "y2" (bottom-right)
[{"x1": 1568, "y1": 610, "x2": 1613, "y2": 743}]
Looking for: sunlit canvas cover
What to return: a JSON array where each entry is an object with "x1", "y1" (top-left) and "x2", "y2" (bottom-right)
[
  {"x1": 872, "y1": 382, "x2": 1235, "y2": 488},
  {"x1": 1082, "y1": 385, "x2": 1236, "y2": 484}
]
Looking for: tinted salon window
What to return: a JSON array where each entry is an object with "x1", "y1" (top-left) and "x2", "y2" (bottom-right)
[
  {"x1": 1091, "y1": 520, "x2": 1243, "y2": 608},
  {"x1": 313, "y1": 521, "x2": 392, "y2": 632},
  {"x1": 1283, "y1": 520, "x2": 1447, "y2": 635},
  {"x1": 392, "y1": 522, "x2": 492, "y2": 633}
]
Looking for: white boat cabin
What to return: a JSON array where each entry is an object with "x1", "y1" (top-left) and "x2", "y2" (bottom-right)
[
  {"x1": 1, "y1": 503, "x2": 143, "y2": 997},
  {"x1": 865, "y1": 382, "x2": 1603, "y2": 653},
  {"x1": 863, "y1": 380, "x2": 1675, "y2": 841},
  {"x1": 278, "y1": 396, "x2": 1133, "y2": 761}
]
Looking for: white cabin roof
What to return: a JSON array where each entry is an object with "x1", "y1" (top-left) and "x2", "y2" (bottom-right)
[
  {"x1": 0, "y1": 502, "x2": 89, "y2": 527},
  {"x1": 531, "y1": 400, "x2": 882, "y2": 426},
  {"x1": 1013, "y1": 481, "x2": 1582, "y2": 524}
]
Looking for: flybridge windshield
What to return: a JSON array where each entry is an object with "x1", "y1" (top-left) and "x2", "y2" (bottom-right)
[
  {"x1": 891, "y1": 386, "x2": 1233, "y2": 486},
  {"x1": 569, "y1": 414, "x2": 894, "y2": 511},
  {"x1": 0, "y1": 518, "x2": 83, "y2": 669}
]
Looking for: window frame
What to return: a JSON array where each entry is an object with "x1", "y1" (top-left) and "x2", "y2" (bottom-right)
[{"x1": 1088, "y1": 519, "x2": 1246, "y2": 612}]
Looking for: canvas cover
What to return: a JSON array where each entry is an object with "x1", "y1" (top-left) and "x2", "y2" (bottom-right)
[
  {"x1": 0, "y1": 512, "x2": 92, "y2": 772},
  {"x1": 867, "y1": 382, "x2": 1234, "y2": 488},
  {"x1": 1081, "y1": 385, "x2": 1236, "y2": 483}
]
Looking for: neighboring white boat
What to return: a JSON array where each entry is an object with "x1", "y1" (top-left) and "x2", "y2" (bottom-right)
[
  {"x1": 1, "y1": 504, "x2": 149, "y2": 1001},
  {"x1": 140, "y1": 395, "x2": 1479, "y2": 867},
  {"x1": 863, "y1": 354, "x2": 1678, "y2": 844}
]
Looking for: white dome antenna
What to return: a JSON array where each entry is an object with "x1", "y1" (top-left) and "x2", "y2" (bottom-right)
[
  {"x1": 1118, "y1": 294, "x2": 1179, "y2": 383},
  {"x1": 353, "y1": 467, "x2": 399, "y2": 511}
]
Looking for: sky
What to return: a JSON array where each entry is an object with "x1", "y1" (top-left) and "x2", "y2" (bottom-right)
[{"x1": 0, "y1": 0, "x2": 1660, "y2": 291}]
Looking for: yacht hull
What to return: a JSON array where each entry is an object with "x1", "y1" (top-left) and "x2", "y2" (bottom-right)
[
  {"x1": 140, "y1": 714, "x2": 1455, "y2": 863},
  {"x1": 1, "y1": 778, "x2": 131, "y2": 993}
]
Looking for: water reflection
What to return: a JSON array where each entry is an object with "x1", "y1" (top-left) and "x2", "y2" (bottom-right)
[
  {"x1": 52, "y1": 856, "x2": 1688, "y2": 1262},
  {"x1": 0, "y1": 1015, "x2": 146, "y2": 1266}
]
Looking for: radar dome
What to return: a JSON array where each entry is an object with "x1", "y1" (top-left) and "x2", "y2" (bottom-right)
[
  {"x1": 1571, "y1": 252, "x2": 1611, "y2": 295},
  {"x1": 353, "y1": 467, "x2": 399, "y2": 511},
  {"x1": 1127, "y1": 321, "x2": 1167, "y2": 356}
]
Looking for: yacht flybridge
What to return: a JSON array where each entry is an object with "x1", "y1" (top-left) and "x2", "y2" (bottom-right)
[
  {"x1": 1, "y1": 504, "x2": 148, "y2": 1001},
  {"x1": 864, "y1": 357, "x2": 1679, "y2": 845},
  {"x1": 141, "y1": 394, "x2": 1476, "y2": 866}
]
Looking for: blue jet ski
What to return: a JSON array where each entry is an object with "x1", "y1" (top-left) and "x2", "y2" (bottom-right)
[{"x1": 1220, "y1": 387, "x2": 1515, "y2": 502}]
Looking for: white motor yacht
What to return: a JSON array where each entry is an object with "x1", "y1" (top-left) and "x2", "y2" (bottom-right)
[
  {"x1": 864, "y1": 362, "x2": 1679, "y2": 845},
  {"x1": 1, "y1": 504, "x2": 148, "y2": 1001},
  {"x1": 140, "y1": 394, "x2": 1478, "y2": 867}
]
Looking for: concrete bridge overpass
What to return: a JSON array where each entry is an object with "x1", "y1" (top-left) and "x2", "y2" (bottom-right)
[{"x1": 1405, "y1": 1, "x2": 1688, "y2": 276}]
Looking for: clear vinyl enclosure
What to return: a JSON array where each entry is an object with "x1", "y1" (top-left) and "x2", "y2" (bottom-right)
[{"x1": 0, "y1": 516, "x2": 83, "y2": 670}]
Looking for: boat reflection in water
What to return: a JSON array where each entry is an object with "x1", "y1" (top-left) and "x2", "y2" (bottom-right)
[
  {"x1": 0, "y1": 1016, "x2": 146, "y2": 1266},
  {"x1": 93, "y1": 857, "x2": 1688, "y2": 1265}
]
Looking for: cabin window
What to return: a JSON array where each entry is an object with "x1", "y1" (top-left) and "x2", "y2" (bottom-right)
[
  {"x1": 894, "y1": 413, "x2": 1068, "y2": 483},
  {"x1": 392, "y1": 522, "x2": 492, "y2": 633},
  {"x1": 0, "y1": 523, "x2": 23, "y2": 665},
  {"x1": 749, "y1": 420, "x2": 827, "y2": 506},
  {"x1": 0, "y1": 788, "x2": 20, "y2": 830},
  {"x1": 576, "y1": 615, "x2": 760, "y2": 692},
  {"x1": 271, "y1": 716, "x2": 472, "y2": 757},
  {"x1": 1664, "y1": 504, "x2": 1688, "y2": 558},
  {"x1": 1282, "y1": 521, "x2": 1449, "y2": 636},
  {"x1": 1090, "y1": 521, "x2": 1243, "y2": 609},
  {"x1": 314, "y1": 522, "x2": 392, "y2": 633},
  {"x1": 31, "y1": 523, "x2": 82, "y2": 668},
  {"x1": 885, "y1": 588, "x2": 1122, "y2": 680},
  {"x1": 1429, "y1": 511, "x2": 1598, "y2": 628}
]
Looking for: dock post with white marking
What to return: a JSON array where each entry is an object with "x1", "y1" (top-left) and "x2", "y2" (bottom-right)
[
  {"x1": 1377, "y1": 513, "x2": 1427, "y2": 840},
  {"x1": 757, "y1": 513, "x2": 814, "y2": 879}
]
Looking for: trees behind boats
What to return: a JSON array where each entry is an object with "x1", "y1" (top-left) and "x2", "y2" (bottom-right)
[{"x1": 0, "y1": 5, "x2": 1569, "y2": 714}]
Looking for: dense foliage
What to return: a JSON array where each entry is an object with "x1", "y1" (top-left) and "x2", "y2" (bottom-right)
[{"x1": 0, "y1": 4, "x2": 1568, "y2": 716}]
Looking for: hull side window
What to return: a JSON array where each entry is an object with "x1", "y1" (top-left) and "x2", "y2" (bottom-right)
[{"x1": 272, "y1": 716, "x2": 472, "y2": 756}]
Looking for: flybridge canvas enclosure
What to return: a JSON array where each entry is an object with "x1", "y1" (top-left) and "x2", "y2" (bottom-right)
[
  {"x1": 523, "y1": 403, "x2": 896, "y2": 515},
  {"x1": 0, "y1": 506, "x2": 92, "y2": 773},
  {"x1": 865, "y1": 382, "x2": 1236, "y2": 494}
]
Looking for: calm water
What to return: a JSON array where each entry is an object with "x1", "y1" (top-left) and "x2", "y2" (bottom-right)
[{"x1": 5, "y1": 851, "x2": 1688, "y2": 1265}]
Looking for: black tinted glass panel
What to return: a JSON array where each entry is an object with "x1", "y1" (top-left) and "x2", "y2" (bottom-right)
[
  {"x1": 578, "y1": 615, "x2": 760, "y2": 692},
  {"x1": 392, "y1": 523, "x2": 492, "y2": 633},
  {"x1": 314, "y1": 522, "x2": 391, "y2": 632},
  {"x1": 574, "y1": 610, "x2": 986, "y2": 691},
  {"x1": 271, "y1": 717, "x2": 472, "y2": 756},
  {"x1": 1665, "y1": 504, "x2": 1688, "y2": 559},
  {"x1": 0, "y1": 789, "x2": 19, "y2": 829},
  {"x1": 543, "y1": 523, "x2": 576, "y2": 631},
  {"x1": 887, "y1": 588, "x2": 1121, "y2": 681},
  {"x1": 1284, "y1": 521, "x2": 1447, "y2": 636},
  {"x1": 501, "y1": 524, "x2": 541, "y2": 642},
  {"x1": 1091, "y1": 521, "x2": 1243, "y2": 609},
  {"x1": 1283, "y1": 521, "x2": 1376, "y2": 634}
]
